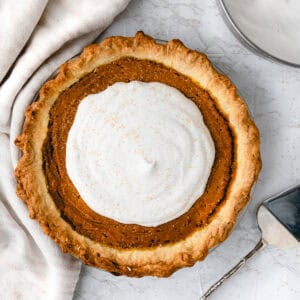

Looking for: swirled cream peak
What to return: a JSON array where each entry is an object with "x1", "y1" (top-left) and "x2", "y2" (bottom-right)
[{"x1": 66, "y1": 81, "x2": 215, "y2": 226}]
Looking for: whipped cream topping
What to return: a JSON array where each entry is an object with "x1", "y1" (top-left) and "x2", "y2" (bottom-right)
[{"x1": 66, "y1": 81, "x2": 215, "y2": 226}]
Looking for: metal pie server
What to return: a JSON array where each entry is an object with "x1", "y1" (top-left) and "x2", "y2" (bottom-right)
[{"x1": 201, "y1": 184, "x2": 300, "y2": 299}]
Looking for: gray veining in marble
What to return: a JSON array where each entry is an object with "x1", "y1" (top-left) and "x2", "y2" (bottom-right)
[{"x1": 74, "y1": 1, "x2": 300, "y2": 299}]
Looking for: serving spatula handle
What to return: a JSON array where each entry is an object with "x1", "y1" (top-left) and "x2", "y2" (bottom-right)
[{"x1": 200, "y1": 238, "x2": 266, "y2": 299}]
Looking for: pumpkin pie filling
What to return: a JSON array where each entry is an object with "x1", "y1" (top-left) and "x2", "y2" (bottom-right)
[{"x1": 42, "y1": 57, "x2": 234, "y2": 249}]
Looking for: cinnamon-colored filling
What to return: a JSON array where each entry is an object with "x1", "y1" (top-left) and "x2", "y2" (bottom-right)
[{"x1": 42, "y1": 57, "x2": 234, "y2": 249}]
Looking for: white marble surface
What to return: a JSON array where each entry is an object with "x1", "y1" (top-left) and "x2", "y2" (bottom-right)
[{"x1": 74, "y1": 0, "x2": 300, "y2": 299}]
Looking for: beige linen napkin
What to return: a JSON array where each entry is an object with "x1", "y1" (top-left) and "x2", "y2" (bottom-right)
[{"x1": 0, "y1": 1, "x2": 130, "y2": 299}]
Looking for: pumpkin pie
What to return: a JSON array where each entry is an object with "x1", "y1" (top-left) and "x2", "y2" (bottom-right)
[{"x1": 15, "y1": 32, "x2": 261, "y2": 277}]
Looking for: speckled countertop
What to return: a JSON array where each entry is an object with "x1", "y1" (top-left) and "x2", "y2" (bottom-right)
[{"x1": 74, "y1": 1, "x2": 300, "y2": 299}]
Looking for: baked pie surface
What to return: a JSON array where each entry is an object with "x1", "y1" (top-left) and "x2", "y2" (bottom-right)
[{"x1": 15, "y1": 32, "x2": 261, "y2": 277}]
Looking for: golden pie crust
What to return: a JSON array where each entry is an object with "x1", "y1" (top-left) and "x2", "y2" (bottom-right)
[{"x1": 15, "y1": 32, "x2": 261, "y2": 277}]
